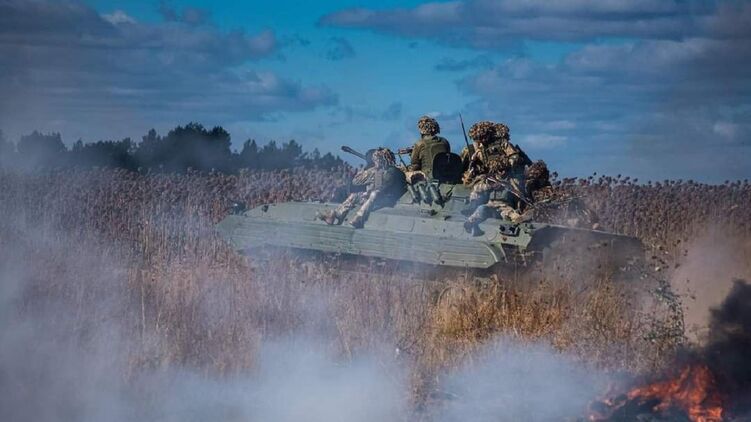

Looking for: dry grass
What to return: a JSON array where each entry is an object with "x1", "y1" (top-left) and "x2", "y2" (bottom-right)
[{"x1": 1, "y1": 167, "x2": 749, "y2": 406}]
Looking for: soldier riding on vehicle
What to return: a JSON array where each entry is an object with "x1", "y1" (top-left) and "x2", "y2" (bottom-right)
[
  {"x1": 462, "y1": 121, "x2": 530, "y2": 234},
  {"x1": 524, "y1": 160, "x2": 600, "y2": 230},
  {"x1": 399, "y1": 116, "x2": 450, "y2": 181},
  {"x1": 318, "y1": 147, "x2": 406, "y2": 228},
  {"x1": 218, "y1": 119, "x2": 643, "y2": 273}
]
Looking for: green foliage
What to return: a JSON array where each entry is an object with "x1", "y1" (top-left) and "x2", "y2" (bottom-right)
[
  {"x1": 71, "y1": 138, "x2": 137, "y2": 170},
  {"x1": 0, "y1": 124, "x2": 345, "y2": 173},
  {"x1": 16, "y1": 131, "x2": 65, "y2": 168}
]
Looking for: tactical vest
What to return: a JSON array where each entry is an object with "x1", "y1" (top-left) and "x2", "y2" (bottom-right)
[
  {"x1": 420, "y1": 136, "x2": 450, "y2": 179},
  {"x1": 481, "y1": 142, "x2": 508, "y2": 173}
]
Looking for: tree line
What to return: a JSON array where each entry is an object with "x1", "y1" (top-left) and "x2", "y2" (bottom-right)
[{"x1": 0, "y1": 123, "x2": 345, "y2": 172}]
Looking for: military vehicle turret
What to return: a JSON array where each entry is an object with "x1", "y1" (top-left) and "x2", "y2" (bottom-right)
[{"x1": 216, "y1": 147, "x2": 643, "y2": 275}]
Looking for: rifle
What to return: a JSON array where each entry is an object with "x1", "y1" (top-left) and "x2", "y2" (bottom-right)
[
  {"x1": 396, "y1": 150, "x2": 409, "y2": 169},
  {"x1": 459, "y1": 114, "x2": 470, "y2": 150},
  {"x1": 397, "y1": 146, "x2": 413, "y2": 155},
  {"x1": 485, "y1": 175, "x2": 532, "y2": 206}
]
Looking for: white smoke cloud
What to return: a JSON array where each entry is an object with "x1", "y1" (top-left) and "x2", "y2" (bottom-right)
[
  {"x1": 436, "y1": 339, "x2": 606, "y2": 422},
  {"x1": 0, "y1": 223, "x2": 407, "y2": 422}
]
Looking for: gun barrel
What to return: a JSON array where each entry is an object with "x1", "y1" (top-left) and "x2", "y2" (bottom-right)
[{"x1": 340, "y1": 146, "x2": 368, "y2": 161}]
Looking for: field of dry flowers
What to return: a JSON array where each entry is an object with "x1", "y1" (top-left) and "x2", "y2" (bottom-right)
[{"x1": 1, "y1": 167, "x2": 750, "y2": 416}]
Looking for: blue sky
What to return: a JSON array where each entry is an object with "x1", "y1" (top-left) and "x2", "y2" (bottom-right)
[{"x1": 1, "y1": 0, "x2": 749, "y2": 181}]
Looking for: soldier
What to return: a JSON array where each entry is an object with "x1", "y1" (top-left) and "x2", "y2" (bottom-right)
[
  {"x1": 462, "y1": 120, "x2": 495, "y2": 185},
  {"x1": 404, "y1": 116, "x2": 450, "y2": 178},
  {"x1": 523, "y1": 161, "x2": 600, "y2": 230},
  {"x1": 524, "y1": 160, "x2": 552, "y2": 199},
  {"x1": 490, "y1": 122, "x2": 530, "y2": 203},
  {"x1": 318, "y1": 148, "x2": 406, "y2": 228},
  {"x1": 462, "y1": 121, "x2": 529, "y2": 234},
  {"x1": 463, "y1": 172, "x2": 529, "y2": 235},
  {"x1": 493, "y1": 122, "x2": 532, "y2": 178}
]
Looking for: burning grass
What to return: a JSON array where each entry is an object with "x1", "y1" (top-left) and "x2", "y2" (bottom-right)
[{"x1": 590, "y1": 362, "x2": 724, "y2": 422}]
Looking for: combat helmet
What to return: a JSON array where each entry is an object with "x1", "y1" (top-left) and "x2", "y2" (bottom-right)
[
  {"x1": 372, "y1": 147, "x2": 396, "y2": 168},
  {"x1": 417, "y1": 116, "x2": 440, "y2": 136},
  {"x1": 494, "y1": 122, "x2": 510, "y2": 142},
  {"x1": 468, "y1": 121, "x2": 495, "y2": 143}
]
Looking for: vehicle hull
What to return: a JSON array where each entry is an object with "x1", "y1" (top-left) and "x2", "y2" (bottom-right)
[{"x1": 216, "y1": 200, "x2": 642, "y2": 270}]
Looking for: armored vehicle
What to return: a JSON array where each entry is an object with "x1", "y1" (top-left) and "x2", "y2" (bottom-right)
[{"x1": 216, "y1": 148, "x2": 642, "y2": 274}]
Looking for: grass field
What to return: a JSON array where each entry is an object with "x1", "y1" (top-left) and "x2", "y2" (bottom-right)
[{"x1": 1, "y1": 167, "x2": 749, "y2": 420}]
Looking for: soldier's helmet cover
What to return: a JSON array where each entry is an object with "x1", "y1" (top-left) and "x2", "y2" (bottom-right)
[
  {"x1": 526, "y1": 160, "x2": 549, "y2": 182},
  {"x1": 468, "y1": 121, "x2": 495, "y2": 143},
  {"x1": 494, "y1": 123, "x2": 510, "y2": 141},
  {"x1": 417, "y1": 116, "x2": 440, "y2": 136},
  {"x1": 372, "y1": 147, "x2": 396, "y2": 168}
]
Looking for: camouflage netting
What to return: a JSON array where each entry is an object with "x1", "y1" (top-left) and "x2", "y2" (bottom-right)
[
  {"x1": 494, "y1": 122, "x2": 510, "y2": 141},
  {"x1": 372, "y1": 147, "x2": 396, "y2": 168},
  {"x1": 417, "y1": 116, "x2": 440, "y2": 136},
  {"x1": 468, "y1": 121, "x2": 495, "y2": 142},
  {"x1": 525, "y1": 160, "x2": 551, "y2": 193}
]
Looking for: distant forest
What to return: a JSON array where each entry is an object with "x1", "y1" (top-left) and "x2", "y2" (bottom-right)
[{"x1": 0, "y1": 123, "x2": 345, "y2": 172}]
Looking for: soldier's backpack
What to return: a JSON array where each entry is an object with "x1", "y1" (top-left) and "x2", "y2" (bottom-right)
[
  {"x1": 373, "y1": 167, "x2": 407, "y2": 199},
  {"x1": 431, "y1": 152, "x2": 464, "y2": 183}
]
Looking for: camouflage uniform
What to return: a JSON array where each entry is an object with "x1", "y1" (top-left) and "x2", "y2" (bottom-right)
[
  {"x1": 319, "y1": 148, "x2": 406, "y2": 228},
  {"x1": 462, "y1": 121, "x2": 495, "y2": 184},
  {"x1": 463, "y1": 122, "x2": 529, "y2": 232},
  {"x1": 524, "y1": 160, "x2": 551, "y2": 197},
  {"x1": 490, "y1": 123, "x2": 532, "y2": 179},
  {"x1": 409, "y1": 116, "x2": 450, "y2": 178},
  {"x1": 465, "y1": 178, "x2": 525, "y2": 227}
]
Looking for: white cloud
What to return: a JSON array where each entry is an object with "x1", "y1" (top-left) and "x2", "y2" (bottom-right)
[
  {"x1": 320, "y1": 0, "x2": 716, "y2": 45},
  {"x1": 102, "y1": 10, "x2": 135, "y2": 25},
  {"x1": 0, "y1": 1, "x2": 337, "y2": 142},
  {"x1": 713, "y1": 122, "x2": 739, "y2": 140},
  {"x1": 518, "y1": 134, "x2": 567, "y2": 149},
  {"x1": 544, "y1": 120, "x2": 577, "y2": 130}
]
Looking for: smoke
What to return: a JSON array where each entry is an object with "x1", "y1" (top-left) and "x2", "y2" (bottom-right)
[
  {"x1": 436, "y1": 339, "x2": 606, "y2": 422},
  {"x1": 133, "y1": 338, "x2": 407, "y2": 422},
  {"x1": 704, "y1": 279, "x2": 751, "y2": 412},
  {"x1": 0, "y1": 203, "x2": 407, "y2": 422},
  {"x1": 0, "y1": 218, "x2": 613, "y2": 421},
  {"x1": 1, "y1": 169, "x2": 667, "y2": 422},
  {"x1": 669, "y1": 229, "x2": 751, "y2": 343}
]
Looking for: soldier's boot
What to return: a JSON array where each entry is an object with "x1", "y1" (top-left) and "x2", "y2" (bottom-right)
[
  {"x1": 463, "y1": 208, "x2": 485, "y2": 236},
  {"x1": 463, "y1": 219, "x2": 485, "y2": 237}
]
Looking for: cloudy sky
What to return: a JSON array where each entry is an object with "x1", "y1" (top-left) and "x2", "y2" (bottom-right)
[{"x1": 1, "y1": 0, "x2": 749, "y2": 181}]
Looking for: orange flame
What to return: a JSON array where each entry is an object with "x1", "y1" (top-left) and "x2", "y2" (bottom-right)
[
  {"x1": 626, "y1": 364, "x2": 723, "y2": 422},
  {"x1": 589, "y1": 363, "x2": 724, "y2": 422}
]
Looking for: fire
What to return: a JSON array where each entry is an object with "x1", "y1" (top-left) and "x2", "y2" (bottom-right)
[
  {"x1": 627, "y1": 364, "x2": 723, "y2": 422},
  {"x1": 590, "y1": 363, "x2": 724, "y2": 422}
]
